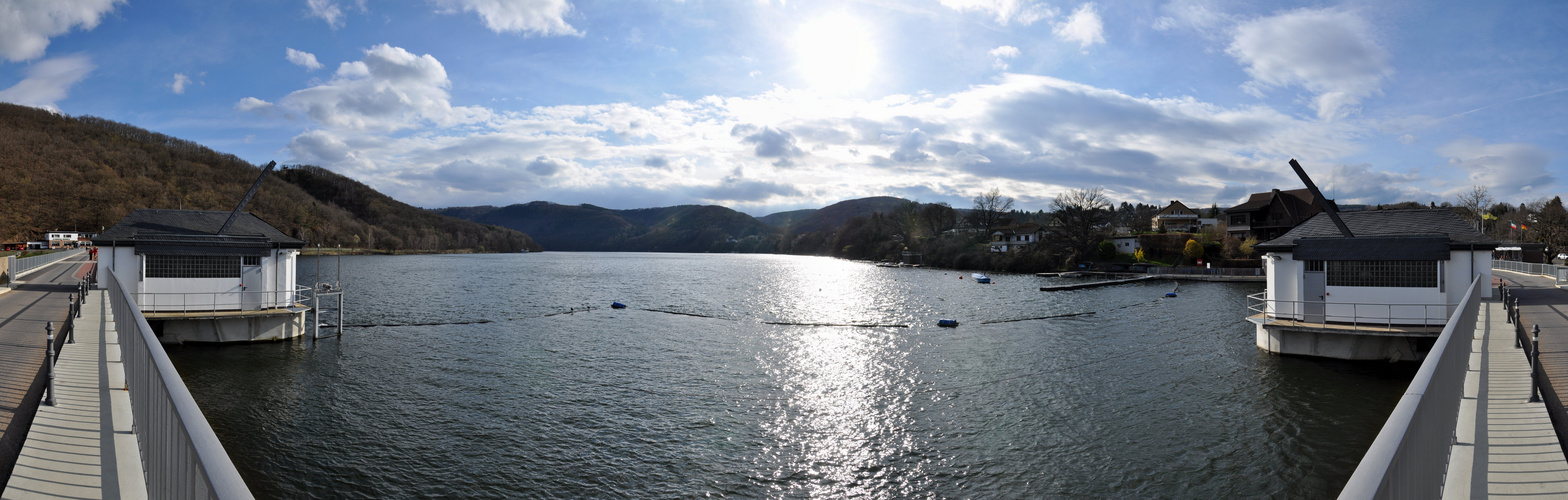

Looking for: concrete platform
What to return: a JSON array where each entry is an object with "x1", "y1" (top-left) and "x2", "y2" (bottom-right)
[
  {"x1": 0, "y1": 258, "x2": 95, "y2": 489},
  {"x1": 1, "y1": 291, "x2": 146, "y2": 499},
  {"x1": 1443, "y1": 275, "x2": 1568, "y2": 498}
]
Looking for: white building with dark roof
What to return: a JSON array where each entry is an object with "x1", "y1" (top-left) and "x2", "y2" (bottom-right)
[
  {"x1": 1250, "y1": 209, "x2": 1496, "y2": 361},
  {"x1": 94, "y1": 209, "x2": 308, "y2": 343}
]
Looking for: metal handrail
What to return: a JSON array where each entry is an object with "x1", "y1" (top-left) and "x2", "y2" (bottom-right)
[
  {"x1": 133, "y1": 285, "x2": 311, "y2": 317},
  {"x1": 1493, "y1": 259, "x2": 1568, "y2": 285},
  {"x1": 1149, "y1": 267, "x2": 1264, "y2": 276},
  {"x1": 1247, "y1": 292, "x2": 1455, "y2": 330},
  {"x1": 105, "y1": 271, "x2": 253, "y2": 499},
  {"x1": 1338, "y1": 276, "x2": 1482, "y2": 499},
  {"x1": 7, "y1": 248, "x2": 86, "y2": 286}
]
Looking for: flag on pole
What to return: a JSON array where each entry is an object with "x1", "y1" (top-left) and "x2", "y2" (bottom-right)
[{"x1": 1512, "y1": 222, "x2": 1519, "y2": 229}]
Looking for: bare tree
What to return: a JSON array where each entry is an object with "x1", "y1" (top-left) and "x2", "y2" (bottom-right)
[
  {"x1": 1455, "y1": 185, "x2": 1494, "y2": 231},
  {"x1": 888, "y1": 199, "x2": 921, "y2": 243},
  {"x1": 1050, "y1": 187, "x2": 1112, "y2": 265},
  {"x1": 918, "y1": 202, "x2": 957, "y2": 239},
  {"x1": 969, "y1": 188, "x2": 1014, "y2": 235}
]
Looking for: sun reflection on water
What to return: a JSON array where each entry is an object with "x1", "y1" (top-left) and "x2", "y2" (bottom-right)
[{"x1": 753, "y1": 257, "x2": 923, "y2": 496}]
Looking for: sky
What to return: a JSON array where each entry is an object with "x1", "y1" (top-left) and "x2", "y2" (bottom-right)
[{"x1": 0, "y1": 0, "x2": 1565, "y2": 216}]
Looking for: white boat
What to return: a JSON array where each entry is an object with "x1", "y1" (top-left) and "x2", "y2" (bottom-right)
[{"x1": 971, "y1": 273, "x2": 991, "y2": 284}]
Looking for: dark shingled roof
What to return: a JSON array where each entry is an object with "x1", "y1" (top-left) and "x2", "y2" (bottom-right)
[
  {"x1": 93, "y1": 209, "x2": 304, "y2": 248},
  {"x1": 1256, "y1": 209, "x2": 1496, "y2": 253},
  {"x1": 1224, "y1": 188, "x2": 1318, "y2": 213}
]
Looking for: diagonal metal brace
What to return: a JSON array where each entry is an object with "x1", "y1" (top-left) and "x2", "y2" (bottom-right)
[{"x1": 218, "y1": 161, "x2": 277, "y2": 235}]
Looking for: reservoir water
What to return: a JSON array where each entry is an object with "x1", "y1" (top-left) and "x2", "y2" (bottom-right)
[{"x1": 166, "y1": 253, "x2": 1416, "y2": 498}]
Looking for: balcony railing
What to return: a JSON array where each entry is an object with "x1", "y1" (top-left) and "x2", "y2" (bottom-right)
[
  {"x1": 1248, "y1": 292, "x2": 1455, "y2": 331},
  {"x1": 135, "y1": 286, "x2": 310, "y2": 317}
]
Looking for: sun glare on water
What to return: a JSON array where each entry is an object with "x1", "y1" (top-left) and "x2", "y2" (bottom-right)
[{"x1": 793, "y1": 13, "x2": 876, "y2": 93}]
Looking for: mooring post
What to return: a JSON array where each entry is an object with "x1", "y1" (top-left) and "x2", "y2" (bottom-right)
[
  {"x1": 1531, "y1": 324, "x2": 1543, "y2": 404},
  {"x1": 44, "y1": 322, "x2": 55, "y2": 406}
]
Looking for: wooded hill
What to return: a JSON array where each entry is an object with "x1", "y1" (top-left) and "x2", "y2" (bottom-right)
[
  {"x1": 0, "y1": 103, "x2": 538, "y2": 253},
  {"x1": 434, "y1": 202, "x2": 780, "y2": 252}
]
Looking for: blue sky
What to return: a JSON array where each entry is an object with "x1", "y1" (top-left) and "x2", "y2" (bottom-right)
[{"x1": 1, "y1": 0, "x2": 1564, "y2": 215}]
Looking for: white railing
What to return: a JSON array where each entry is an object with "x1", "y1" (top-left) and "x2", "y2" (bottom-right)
[
  {"x1": 1150, "y1": 267, "x2": 1264, "y2": 277},
  {"x1": 7, "y1": 248, "x2": 86, "y2": 286},
  {"x1": 1248, "y1": 292, "x2": 1454, "y2": 330},
  {"x1": 1338, "y1": 276, "x2": 1482, "y2": 499},
  {"x1": 1493, "y1": 259, "x2": 1568, "y2": 285},
  {"x1": 105, "y1": 271, "x2": 253, "y2": 499},
  {"x1": 134, "y1": 286, "x2": 310, "y2": 317}
]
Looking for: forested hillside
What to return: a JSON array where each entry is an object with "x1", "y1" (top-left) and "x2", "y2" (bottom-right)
[
  {"x1": 0, "y1": 103, "x2": 537, "y2": 252},
  {"x1": 435, "y1": 202, "x2": 778, "y2": 252}
]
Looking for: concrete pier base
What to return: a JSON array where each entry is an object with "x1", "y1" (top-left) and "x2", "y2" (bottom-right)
[
  {"x1": 1256, "y1": 324, "x2": 1433, "y2": 361},
  {"x1": 150, "y1": 311, "x2": 305, "y2": 344}
]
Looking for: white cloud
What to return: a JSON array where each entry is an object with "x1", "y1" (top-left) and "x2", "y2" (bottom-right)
[
  {"x1": 430, "y1": 0, "x2": 580, "y2": 37},
  {"x1": 734, "y1": 124, "x2": 805, "y2": 167},
  {"x1": 702, "y1": 168, "x2": 801, "y2": 203},
  {"x1": 307, "y1": 0, "x2": 345, "y2": 28},
  {"x1": 1152, "y1": 0, "x2": 1232, "y2": 37},
  {"x1": 0, "y1": 55, "x2": 95, "y2": 110},
  {"x1": 1323, "y1": 163, "x2": 1428, "y2": 204},
  {"x1": 940, "y1": 0, "x2": 1055, "y2": 26},
  {"x1": 170, "y1": 73, "x2": 191, "y2": 94},
  {"x1": 275, "y1": 44, "x2": 488, "y2": 132},
  {"x1": 0, "y1": 0, "x2": 122, "y2": 62},
  {"x1": 1227, "y1": 8, "x2": 1391, "y2": 121},
  {"x1": 525, "y1": 155, "x2": 573, "y2": 176},
  {"x1": 989, "y1": 45, "x2": 1020, "y2": 70},
  {"x1": 1436, "y1": 138, "x2": 1555, "y2": 199},
  {"x1": 261, "y1": 70, "x2": 1383, "y2": 211},
  {"x1": 286, "y1": 48, "x2": 324, "y2": 70},
  {"x1": 1054, "y1": 3, "x2": 1105, "y2": 49},
  {"x1": 234, "y1": 97, "x2": 274, "y2": 112},
  {"x1": 1397, "y1": 134, "x2": 1418, "y2": 145}
]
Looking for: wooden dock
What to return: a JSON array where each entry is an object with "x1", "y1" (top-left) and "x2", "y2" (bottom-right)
[{"x1": 1040, "y1": 275, "x2": 1156, "y2": 291}]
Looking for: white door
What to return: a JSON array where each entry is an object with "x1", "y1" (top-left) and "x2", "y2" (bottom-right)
[
  {"x1": 241, "y1": 259, "x2": 264, "y2": 310},
  {"x1": 1303, "y1": 261, "x2": 1326, "y2": 324}
]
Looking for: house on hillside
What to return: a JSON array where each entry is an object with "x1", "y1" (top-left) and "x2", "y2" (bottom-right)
[
  {"x1": 46, "y1": 231, "x2": 83, "y2": 249},
  {"x1": 990, "y1": 223, "x2": 1045, "y2": 252},
  {"x1": 1151, "y1": 201, "x2": 1204, "y2": 232},
  {"x1": 1223, "y1": 188, "x2": 1328, "y2": 241},
  {"x1": 1251, "y1": 209, "x2": 1495, "y2": 361},
  {"x1": 95, "y1": 209, "x2": 308, "y2": 344},
  {"x1": 1110, "y1": 235, "x2": 1141, "y2": 255}
]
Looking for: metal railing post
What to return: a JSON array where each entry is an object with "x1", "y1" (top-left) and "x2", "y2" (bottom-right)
[
  {"x1": 67, "y1": 295, "x2": 76, "y2": 344},
  {"x1": 1505, "y1": 287, "x2": 1513, "y2": 324},
  {"x1": 1532, "y1": 324, "x2": 1543, "y2": 403},
  {"x1": 44, "y1": 322, "x2": 56, "y2": 406}
]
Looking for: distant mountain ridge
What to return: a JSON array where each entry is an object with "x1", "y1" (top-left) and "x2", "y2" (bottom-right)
[{"x1": 437, "y1": 196, "x2": 920, "y2": 252}]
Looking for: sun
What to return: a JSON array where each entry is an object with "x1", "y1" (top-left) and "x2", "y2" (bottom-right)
[{"x1": 793, "y1": 13, "x2": 877, "y2": 93}]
